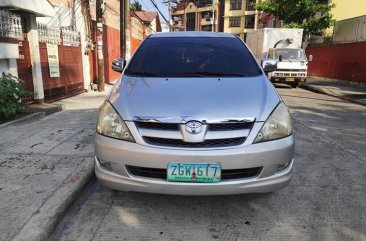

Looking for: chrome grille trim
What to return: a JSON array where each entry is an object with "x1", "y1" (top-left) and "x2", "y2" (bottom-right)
[
  {"x1": 134, "y1": 120, "x2": 254, "y2": 148},
  {"x1": 143, "y1": 137, "x2": 246, "y2": 148}
]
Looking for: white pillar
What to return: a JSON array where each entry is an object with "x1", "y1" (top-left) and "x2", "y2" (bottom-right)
[
  {"x1": 78, "y1": 17, "x2": 92, "y2": 91},
  {"x1": 25, "y1": 14, "x2": 44, "y2": 103}
]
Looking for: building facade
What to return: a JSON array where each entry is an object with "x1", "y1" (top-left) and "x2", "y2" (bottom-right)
[
  {"x1": 325, "y1": 0, "x2": 366, "y2": 36},
  {"x1": 222, "y1": 0, "x2": 260, "y2": 40},
  {"x1": 170, "y1": 0, "x2": 220, "y2": 32},
  {"x1": 130, "y1": 11, "x2": 162, "y2": 54},
  {"x1": 170, "y1": 0, "x2": 261, "y2": 40}
]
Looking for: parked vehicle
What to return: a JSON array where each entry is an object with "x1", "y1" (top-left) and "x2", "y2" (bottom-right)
[
  {"x1": 246, "y1": 28, "x2": 308, "y2": 87},
  {"x1": 95, "y1": 32, "x2": 294, "y2": 195}
]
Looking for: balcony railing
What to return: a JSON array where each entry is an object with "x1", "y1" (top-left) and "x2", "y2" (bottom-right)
[
  {"x1": 37, "y1": 24, "x2": 80, "y2": 46},
  {"x1": 0, "y1": 10, "x2": 25, "y2": 40}
]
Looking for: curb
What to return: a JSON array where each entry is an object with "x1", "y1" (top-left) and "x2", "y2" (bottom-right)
[
  {"x1": 299, "y1": 83, "x2": 336, "y2": 97},
  {"x1": 300, "y1": 84, "x2": 366, "y2": 106},
  {"x1": 0, "y1": 112, "x2": 45, "y2": 129},
  {"x1": 10, "y1": 157, "x2": 95, "y2": 241}
]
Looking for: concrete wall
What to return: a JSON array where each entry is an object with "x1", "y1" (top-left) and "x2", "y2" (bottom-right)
[
  {"x1": 306, "y1": 42, "x2": 366, "y2": 84},
  {"x1": 0, "y1": 59, "x2": 18, "y2": 77},
  {"x1": 325, "y1": 0, "x2": 366, "y2": 36},
  {"x1": 90, "y1": 0, "x2": 120, "y2": 29},
  {"x1": 333, "y1": 15, "x2": 366, "y2": 43},
  {"x1": 330, "y1": 0, "x2": 366, "y2": 21},
  {"x1": 0, "y1": 42, "x2": 19, "y2": 76}
]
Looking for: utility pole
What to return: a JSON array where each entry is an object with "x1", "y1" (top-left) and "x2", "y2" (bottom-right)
[
  {"x1": 168, "y1": 0, "x2": 172, "y2": 31},
  {"x1": 120, "y1": 0, "x2": 126, "y2": 58},
  {"x1": 212, "y1": 6, "x2": 214, "y2": 32},
  {"x1": 96, "y1": 0, "x2": 105, "y2": 91},
  {"x1": 162, "y1": 0, "x2": 173, "y2": 31},
  {"x1": 212, "y1": 0, "x2": 218, "y2": 32}
]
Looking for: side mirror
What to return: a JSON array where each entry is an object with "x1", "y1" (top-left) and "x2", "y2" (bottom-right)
[
  {"x1": 112, "y1": 58, "x2": 126, "y2": 73},
  {"x1": 278, "y1": 55, "x2": 283, "y2": 62},
  {"x1": 262, "y1": 59, "x2": 277, "y2": 73},
  {"x1": 308, "y1": 55, "x2": 313, "y2": 62}
]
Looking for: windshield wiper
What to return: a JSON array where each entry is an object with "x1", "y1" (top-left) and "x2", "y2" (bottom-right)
[{"x1": 127, "y1": 71, "x2": 159, "y2": 77}]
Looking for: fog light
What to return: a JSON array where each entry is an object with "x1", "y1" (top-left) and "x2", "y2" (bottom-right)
[
  {"x1": 99, "y1": 158, "x2": 113, "y2": 170},
  {"x1": 276, "y1": 159, "x2": 292, "y2": 172}
]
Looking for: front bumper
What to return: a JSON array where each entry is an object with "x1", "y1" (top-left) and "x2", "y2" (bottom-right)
[
  {"x1": 95, "y1": 133, "x2": 295, "y2": 195},
  {"x1": 269, "y1": 71, "x2": 307, "y2": 84}
]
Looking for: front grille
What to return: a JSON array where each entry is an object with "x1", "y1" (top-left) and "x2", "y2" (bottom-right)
[
  {"x1": 277, "y1": 69, "x2": 305, "y2": 72},
  {"x1": 126, "y1": 165, "x2": 262, "y2": 180},
  {"x1": 136, "y1": 122, "x2": 179, "y2": 131},
  {"x1": 209, "y1": 122, "x2": 253, "y2": 131},
  {"x1": 135, "y1": 121, "x2": 253, "y2": 131},
  {"x1": 144, "y1": 137, "x2": 245, "y2": 148}
]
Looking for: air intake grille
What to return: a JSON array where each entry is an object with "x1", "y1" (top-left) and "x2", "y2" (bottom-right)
[
  {"x1": 136, "y1": 122, "x2": 179, "y2": 131},
  {"x1": 208, "y1": 122, "x2": 253, "y2": 131},
  {"x1": 144, "y1": 137, "x2": 246, "y2": 148},
  {"x1": 126, "y1": 165, "x2": 262, "y2": 180}
]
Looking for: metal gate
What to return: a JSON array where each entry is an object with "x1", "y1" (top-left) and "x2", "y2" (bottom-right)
[
  {"x1": 38, "y1": 24, "x2": 84, "y2": 101},
  {"x1": 17, "y1": 39, "x2": 34, "y2": 103}
]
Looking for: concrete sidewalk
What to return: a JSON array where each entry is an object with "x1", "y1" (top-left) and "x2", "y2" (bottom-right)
[
  {"x1": 300, "y1": 77, "x2": 366, "y2": 105},
  {"x1": 0, "y1": 85, "x2": 112, "y2": 241}
]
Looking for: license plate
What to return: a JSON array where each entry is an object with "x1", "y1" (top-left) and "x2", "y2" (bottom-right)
[
  {"x1": 286, "y1": 77, "x2": 295, "y2": 82},
  {"x1": 167, "y1": 163, "x2": 221, "y2": 183}
]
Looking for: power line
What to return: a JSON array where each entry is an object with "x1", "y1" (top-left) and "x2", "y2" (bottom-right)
[
  {"x1": 130, "y1": 10, "x2": 156, "y2": 34},
  {"x1": 139, "y1": 0, "x2": 165, "y2": 29},
  {"x1": 149, "y1": 0, "x2": 174, "y2": 29}
]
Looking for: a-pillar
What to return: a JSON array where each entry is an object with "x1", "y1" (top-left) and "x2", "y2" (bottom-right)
[{"x1": 25, "y1": 14, "x2": 44, "y2": 104}]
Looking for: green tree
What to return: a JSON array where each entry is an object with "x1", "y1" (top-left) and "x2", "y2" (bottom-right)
[
  {"x1": 130, "y1": 0, "x2": 143, "y2": 12},
  {"x1": 255, "y1": 0, "x2": 336, "y2": 36}
]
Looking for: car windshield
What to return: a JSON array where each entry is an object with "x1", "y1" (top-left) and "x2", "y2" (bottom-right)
[
  {"x1": 124, "y1": 37, "x2": 262, "y2": 77},
  {"x1": 273, "y1": 49, "x2": 306, "y2": 61}
]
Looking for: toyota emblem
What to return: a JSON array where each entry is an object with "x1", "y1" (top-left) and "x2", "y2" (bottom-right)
[{"x1": 185, "y1": 121, "x2": 203, "y2": 134}]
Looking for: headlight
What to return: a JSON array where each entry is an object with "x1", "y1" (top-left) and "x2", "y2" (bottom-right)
[
  {"x1": 96, "y1": 101, "x2": 135, "y2": 142},
  {"x1": 253, "y1": 102, "x2": 293, "y2": 143}
]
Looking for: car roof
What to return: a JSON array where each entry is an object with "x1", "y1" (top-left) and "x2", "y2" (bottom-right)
[{"x1": 149, "y1": 31, "x2": 237, "y2": 38}]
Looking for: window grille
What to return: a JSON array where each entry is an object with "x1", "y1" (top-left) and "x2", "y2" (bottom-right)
[{"x1": 0, "y1": 10, "x2": 25, "y2": 40}]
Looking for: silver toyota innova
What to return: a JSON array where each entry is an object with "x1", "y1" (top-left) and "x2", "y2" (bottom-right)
[{"x1": 95, "y1": 32, "x2": 294, "y2": 195}]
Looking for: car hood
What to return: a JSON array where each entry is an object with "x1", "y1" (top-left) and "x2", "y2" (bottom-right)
[{"x1": 108, "y1": 75, "x2": 280, "y2": 122}]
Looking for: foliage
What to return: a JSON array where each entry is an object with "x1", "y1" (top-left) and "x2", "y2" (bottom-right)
[
  {"x1": 255, "y1": 0, "x2": 336, "y2": 36},
  {"x1": 0, "y1": 73, "x2": 35, "y2": 119},
  {"x1": 130, "y1": 0, "x2": 143, "y2": 12}
]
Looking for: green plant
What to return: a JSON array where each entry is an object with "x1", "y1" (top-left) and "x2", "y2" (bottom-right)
[
  {"x1": 0, "y1": 73, "x2": 35, "y2": 119},
  {"x1": 130, "y1": 0, "x2": 142, "y2": 12},
  {"x1": 255, "y1": 0, "x2": 336, "y2": 36}
]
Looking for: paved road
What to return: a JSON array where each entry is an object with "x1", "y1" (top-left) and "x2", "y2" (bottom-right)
[{"x1": 50, "y1": 87, "x2": 366, "y2": 241}]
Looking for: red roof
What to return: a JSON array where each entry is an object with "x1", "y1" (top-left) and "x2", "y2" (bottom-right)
[{"x1": 134, "y1": 11, "x2": 158, "y2": 23}]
